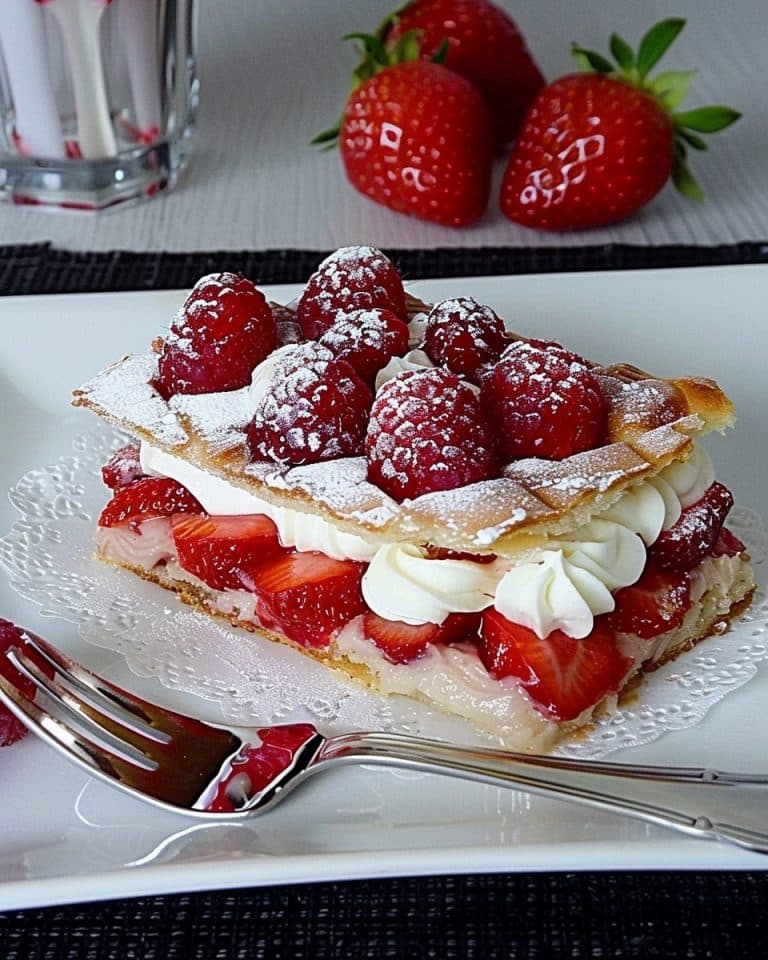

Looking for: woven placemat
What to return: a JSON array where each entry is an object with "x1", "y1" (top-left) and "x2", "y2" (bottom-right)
[
  {"x1": 1, "y1": 242, "x2": 767, "y2": 957},
  {"x1": 1, "y1": 872, "x2": 768, "y2": 959},
  {"x1": 1, "y1": 240, "x2": 767, "y2": 294}
]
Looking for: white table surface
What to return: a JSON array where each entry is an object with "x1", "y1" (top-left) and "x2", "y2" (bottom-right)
[{"x1": 0, "y1": 0, "x2": 765, "y2": 253}]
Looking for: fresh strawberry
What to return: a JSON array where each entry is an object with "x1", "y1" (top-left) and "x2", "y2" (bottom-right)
[
  {"x1": 500, "y1": 19, "x2": 740, "y2": 230},
  {"x1": 649, "y1": 482, "x2": 734, "y2": 572},
  {"x1": 366, "y1": 367, "x2": 498, "y2": 501},
  {"x1": 155, "y1": 272, "x2": 278, "y2": 398},
  {"x1": 297, "y1": 247, "x2": 407, "y2": 341},
  {"x1": 246, "y1": 342, "x2": 373, "y2": 466},
  {"x1": 480, "y1": 342, "x2": 605, "y2": 461},
  {"x1": 99, "y1": 476, "x2": 202, "y2": 528},
  {"x1": 423, "y1": 297, "x2": 508, "y2": 383},
  {"x1": 315, "y1": 37, "x2": 492, "y2": 227},
  {"x1": 480, "y1": 608, "x2": 632, "y2": 722},
  {"x1": 170, "y1": 514, "x2": 285, "y2": 591},
  {"x1": 251, "y1": 551, "x2": 367, "y2": 647},
  {"x1": 364, "y1": 611, "x2": 481, "y2": 664},
  {"x1": 101, "y1": 443, "x2": 144, "y2": 489},
  {"x1": 318, "y1": 308, "x2": 410, "y2": 384},
  {"x1": 606, "y1": 561, "x2": 692, "y2": 639},
  {"x1": 383, "y1": 0, "x2": 544, "y2": 146}
]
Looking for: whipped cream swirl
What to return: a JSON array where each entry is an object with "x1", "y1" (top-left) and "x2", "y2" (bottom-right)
[{"x1": 362, "y1": 543, "x2": 499, "y2": 625}]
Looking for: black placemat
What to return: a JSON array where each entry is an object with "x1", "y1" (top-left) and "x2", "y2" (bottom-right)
[
  {"x1": 1, "y1": 240, "x2": 767, "y2": 295},
  {"x1": 1, "y1": 241, "x2": 767, "y2": 958},
  {"x1": 2, "y1": 872, "x2": 768, "y2": 959}
]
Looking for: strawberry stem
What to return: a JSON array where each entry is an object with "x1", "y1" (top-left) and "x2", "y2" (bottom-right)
[{"x1": 571, "y1": 18, "x2": 741, "y2": 203}]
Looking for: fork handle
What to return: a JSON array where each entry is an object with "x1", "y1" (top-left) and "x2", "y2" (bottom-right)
[{"x1": 316, "y1": 732, "x2": 768, "y2": 854}]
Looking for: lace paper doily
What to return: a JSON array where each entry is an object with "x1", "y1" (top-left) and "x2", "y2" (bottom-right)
[{"x1": 1, "y1": 428, "x2": 766, "y2": 759}]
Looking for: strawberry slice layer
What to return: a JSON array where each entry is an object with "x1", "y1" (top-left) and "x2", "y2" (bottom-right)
[
  {"x1": 0, "y1": 620, "x2": 31, "y2": 746},
  {"x1": 480, "y1": 609, "x2": 632, "y2": 722},
  {"x1": 649, "y1": 482, "x2": 734, "y2": 572},
  {"x1": 251, "y1": 551, "x2": 366, "y2": 648},
  {"x1": 363, "y1": 612, "x2": 481, "y2": 665},
  {"x1": 101, "y1": 444, "x2": 144, "y2": 490},
  {"x1": 99, "y1": 476, "x2": 202, "y2": 528},
  {"x1": 606, "y1": 561, "x2": 693, "y2": 639},
  {"x1": 171, "y1": 514, "x2": 285, "y2": 591}
]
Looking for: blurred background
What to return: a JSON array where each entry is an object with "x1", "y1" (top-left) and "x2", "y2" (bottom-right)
[{"x1": 0, "y1": 0, "x2": 764, "y2": 251}]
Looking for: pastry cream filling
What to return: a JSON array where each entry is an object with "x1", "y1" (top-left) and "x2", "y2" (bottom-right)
[{"x1": 138, "y1": 440, "x2": 717, "y2": 640}]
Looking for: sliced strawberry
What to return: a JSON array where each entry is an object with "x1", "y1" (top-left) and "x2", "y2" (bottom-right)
[
  {"x1": 98, "y1": 476, "x2": 203, "y2": 528},
  {"x1": 252, "y1": 551, "x2": 366, "y2": 648},
  {"x1": 480, "y1": 608, "x2": 632, "y2": 722},
  {"x1": 649, "y1": 482, "x2": 734, "y2": 572},
  {"x1": 363, "y1": 611, "x2": 481, "y2": 665},
  {"x1": 0, "y1": 620, "x2": 31, "y2": 746},
  {"x1": 101, "y1": 443, "x2": 144, "y2": 489},
  {"x1": 171, "y1": 514, "x2": 284, "y2": 591},
  {"x1": 606, "y1": 561, "x2": 692, "y2": 639},
  {"x1": 711, "y1": 526, "x2": 746, "y2": 558}
]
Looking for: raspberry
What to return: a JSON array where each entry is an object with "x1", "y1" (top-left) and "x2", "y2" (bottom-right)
[
  {"x1": 318, "y1": 308, "x2": 410, "y2": 384},
  {"x1": 480, "y1": 342, "x2": 605, "y2": 461},
  {"x1": 155, "y1": 273, "x2": 278, "y2": 398},
  {"x1": 649, "y1": 482, "x2": 735, "y2": 572},
  {"x1": 296, "y1": 246, "x2": 407, "y2": 340},
  {"x1": 366, "y1": 367, "x2": 498, "y2": 501},
  {"x1": 522, "y1": 338, "x2": 593, "y2": 369},
  {"x1": 424, "y1": 297, "x2": 507, "y2": 383},
  {"x1": 247, "y1": 342, "x2": 373, "y2": 466}
]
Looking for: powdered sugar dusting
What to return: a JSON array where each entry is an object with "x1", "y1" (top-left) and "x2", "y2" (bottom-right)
[
  {"x1": 169, "y1": 386, "x2": 252, "y2": 454},
  {"x1": 74, "y1": 354, "x2": 189, "y2": 447},
  {"x1": 263, "y1": 456, "x2": 400, "y2": 529}
]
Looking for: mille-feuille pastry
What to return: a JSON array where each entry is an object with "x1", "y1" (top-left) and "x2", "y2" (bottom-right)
[{"x1": 72, "y1": 247, "x2": 756, "y2": 752}]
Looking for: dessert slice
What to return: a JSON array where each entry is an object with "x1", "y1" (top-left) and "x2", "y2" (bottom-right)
[{"x1": 73, "y1": 247, "x2": 756, "y2": 752}]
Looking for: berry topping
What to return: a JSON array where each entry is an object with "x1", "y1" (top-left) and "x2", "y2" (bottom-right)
[
  {"x1": 246, "y1": 342, "x2": 374, "y2": 466},
  {"x1": 366, "y1": 367, "x2": 499, "y2": 501},
  {"x1": 155, "y1": 273, "x2": 278, "y2": 398},
  {"x1": 0, "y1": 619, "x2": 31, "y2": 746},
  {"x1": 364, "y1": 611, "x2": 481, "y2": 664},
  {"x1": 480, "y1": 342, "x2": 605, "y2": 461},
  {"x1": 318, "y1": 308, "x2": 410, "y2": 384},
  {"x1": 171, "y1": 514, "x2": 285, "y2": 591},
  {"x1": 606, "y1": 561, "x2": 692, "y2": 638},
  {"x1": 98, "y1": 476, "x2": 202, "y2": 528},
  {"x1": 423, "y1": 297, "x2": 508, "y2": 383},
  {"x1": 296, "y1": 247, "x2": 407, "y2": 340},
  {"x1": 649, "y1": 482, "x2": 735, "y2": 572},
  {"x1": 101, "y1": 443, "x2": 144, "y2": 489},
  {"x1": 480, "y1": 608, "x2": 632, "y2": 721},
  {"x1": 251, "y1": 551, "x2": 366, "y2": 647}
]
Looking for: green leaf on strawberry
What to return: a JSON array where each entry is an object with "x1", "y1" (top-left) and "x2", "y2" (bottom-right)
[
  {"x1": 570, "y1": 18, "x2": 740, "y2": 205},
  {"x1": 501, "y1": 17, "x2": 741, "y2": 230}
]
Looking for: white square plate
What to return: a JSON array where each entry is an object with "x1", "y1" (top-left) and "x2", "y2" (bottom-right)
[{"x1": 1, "y1": 265, "x2": 767, "y2": 910}]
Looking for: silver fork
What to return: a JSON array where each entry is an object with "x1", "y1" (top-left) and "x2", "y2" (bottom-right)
[{"x1": 2, "y1": 625, "x2": 768, "y2": 854}]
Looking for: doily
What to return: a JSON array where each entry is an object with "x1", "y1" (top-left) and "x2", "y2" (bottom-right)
[{"x1": 1, "y1": 427, "x2": 766, "y2": 760}]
